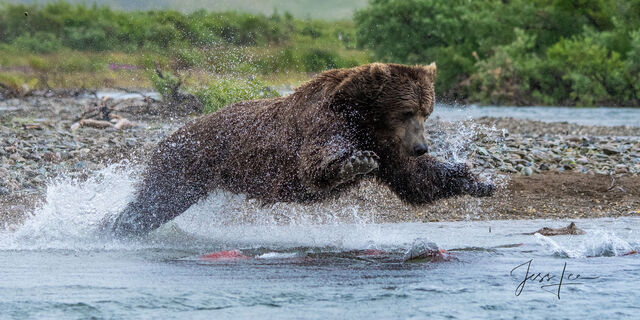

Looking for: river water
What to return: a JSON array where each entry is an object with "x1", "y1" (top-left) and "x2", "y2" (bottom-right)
[
  {"x1": 432, "y1": 105, "x2": 640, "y2": 127},
  {"x1": 1, "y1": 165, "x2": 639, "y2": 319}
]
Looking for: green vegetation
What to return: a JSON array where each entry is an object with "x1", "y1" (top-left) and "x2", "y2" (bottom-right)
[
  {"x1": 190, "y1": 78, "x2": 280, "y2": 114},
  {"x1": 2, "y1": 0, "x2": 640, "y2": 107},
  {"x1": 8, "y1": 0, "x2": 368, "y2": 20},
  {"x1": 356, "y1": 0, "x2": 640, "y2": 106},
  {"x1": 0, "y1": 1, "x2": 369, "y2": 99}
]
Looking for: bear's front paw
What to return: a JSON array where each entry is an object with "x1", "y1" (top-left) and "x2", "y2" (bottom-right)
[{"x1": 337, "y1": 150, "x2": 379, "y2": 185}]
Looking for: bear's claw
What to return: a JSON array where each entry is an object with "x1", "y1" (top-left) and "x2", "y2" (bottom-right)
[{"x1": 337, "y1": 150, "x2": 379, "y2": 185}]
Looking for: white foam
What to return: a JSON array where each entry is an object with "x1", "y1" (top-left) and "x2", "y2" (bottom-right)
[
  {"x1": 0, "y1": 163, "x2": 395, "y2": 251},
  {"x1": 256, "y1": 252, "x2": 299, "y2": 259},
  {"x1": 0, "y1": 163, "x2": 138, "y2": 250},
  {"x1": 535, "y1": 231, "x2": 636, "y2": 258}
]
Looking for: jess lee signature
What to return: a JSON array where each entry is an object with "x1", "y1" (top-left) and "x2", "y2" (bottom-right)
[{"x1": 510, "y1": 259, "x2": 599, "y2": 299}]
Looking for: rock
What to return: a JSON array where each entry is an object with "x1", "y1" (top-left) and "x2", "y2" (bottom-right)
[
  {"x1": 525, "y1": 222, "x2": 585, "y2": 236},
  {"x1": 567, "y1": 136, "x2": 581, "y2": 143},
  {"x1": 43, "y1": 152, "x2": 60, "y2": 162},
  {"x1": 539, "y1": 163, "x2": 550, "y2": 171},
  {"x1": 520, "y1": 167, "x2": 533, "y2": 176},
  {"x1": 615, "y1": 164, "x2": 628, "y2": 174},
  {"x1": 78, "y1": 119, "x2": 113, "y2": 129},
  {"x1": 9, "y1": 153, "x2": 25, "y2": 162},
  {"x1": 499, "y1": 164, "x2": 518, "y2": 173},
  {"x1": 576, "y1": 157, "x2": 589, "y2": 165},
  {"x1": 475, "y1": 146, "x2": 489, "y2": 156},
  {"x1": 403, "y1": 238, "x2": 452, "y2": 262},
  {"x1": 74, "y1": 161, "x2": 86, "y2": 169},
  {"x1": 602, "y1": 145, "x2": 620, "y2": 155},
  {"x1": 113, "y1": 118, "x2": 137, "y2": 130},
  {"x1": 32, "y1": 175, "x2": 45, "y2": 184}
]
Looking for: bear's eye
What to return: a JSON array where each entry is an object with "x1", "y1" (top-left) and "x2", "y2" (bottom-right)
[{"x1": 401, "y1": 111, "x2": 415, "y2": 119}]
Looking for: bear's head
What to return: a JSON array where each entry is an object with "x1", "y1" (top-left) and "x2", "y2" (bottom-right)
[{"x1": 329, "y1": 63, "x2": 436, "y2": 158}]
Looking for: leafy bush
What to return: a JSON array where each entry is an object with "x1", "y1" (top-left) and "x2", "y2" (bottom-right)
[
  {"x1": 301, "y1": 48, "x2": 339, "y2": 72},
  {"x1": 64, "y1": 26, "x2": 110, "y2": 51},
  {"x1": 546, "y1": 37, "x2": 626, "y2": 106},
  {"x1": 0, "y1": 73, "x2": 39, "y2": 96},
  {"x1": 170, "y1": 47, "x2": 205, "y2": 69},
  {"x1": 190, "y1": 78, "x2": 280, "y2": 113},
  {"x1": 11, "y1": 32, "x2": 62, "y2": 53},
  {"x1": 150, "y1": 70, "x2": 181, "y2": 100},
  {"x1": 470, "y1": 29, "x2": 543, "y2": 105},
  {"x1": 626, "y1": 30, "x2": 640, "y2": 101},
  {"x1": 355, "y1": 0, "x2": 640, "y2": 106}
]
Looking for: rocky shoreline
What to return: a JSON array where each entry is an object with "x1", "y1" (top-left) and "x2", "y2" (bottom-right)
[
  {"x1": 1, "y1": 93, "x2": 639, "y2": 225},
  {"x1": 442, "y1": 117, "x2": 640, "y2": 176}
]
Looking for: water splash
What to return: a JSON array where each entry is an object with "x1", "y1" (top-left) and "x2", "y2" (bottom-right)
[
  {"x1": 0, "y1": 163, "x2": 138, "y2": 250},
  {"x1": 0, "y1": 163, "x2": 395, "y2": 251},
  {"x1": 535, "y1": 231, "x2": 637, "y2": 258},
  {"x1": 426, "y1": 116, "x2": 509, "y2": 188}
]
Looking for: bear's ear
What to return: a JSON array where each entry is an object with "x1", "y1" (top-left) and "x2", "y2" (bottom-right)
[
  {"x1": 422, "y1": 62, "x2": 436, "y2": 82},
  {"x1": 329, "y1": 63, "x2": 391, "y2": 113}
]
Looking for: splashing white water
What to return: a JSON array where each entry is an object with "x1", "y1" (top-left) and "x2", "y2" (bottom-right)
[
  {"x1": 426, "y1": 117, "x2": 509, "y2": 188},
  {"x1": 0, "y1": 163, "x2": 398, "y2": 251},
  {"x1": 0, "y1": 163, "x2": 138, "y2": 250},
  {"x1": 535, "y1": 231, "x2": 636, "y2": 258}
]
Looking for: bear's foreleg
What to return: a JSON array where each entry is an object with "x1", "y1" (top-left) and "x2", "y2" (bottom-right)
[
  {"x1": 299, "y1": 137, "x2": 378, "y2": 193},
  {"x1": 335, "y1": 150, "x2": 379, "y2": 186},
  {"x1": 380, "y1": 155, "x2": 494, "y2": 205}
]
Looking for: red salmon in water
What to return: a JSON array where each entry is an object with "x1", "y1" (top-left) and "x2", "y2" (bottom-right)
[{"x1": 200, "y1": 250, "x2": 250, "y2": 260}]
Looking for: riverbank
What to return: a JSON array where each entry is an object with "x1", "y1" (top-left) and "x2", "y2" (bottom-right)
[{"x1": 1, "y1": 94, "x2": 639, "y2": 226}]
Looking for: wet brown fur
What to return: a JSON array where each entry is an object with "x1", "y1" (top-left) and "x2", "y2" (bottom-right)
[{"x1": 108, "y1": 63, "x2": 493, "y2": 236}]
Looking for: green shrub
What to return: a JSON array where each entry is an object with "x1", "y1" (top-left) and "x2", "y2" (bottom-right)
[
  {"x1": 150, "y1": 70, "x2": 181, "y2": 100},
  {"x1": 546, "y1": 37, "x2": 626, "y2": 106},
  {"x1": 170, "y1": 47, "x2": 205, "y2": 69},
  {"x1": 470, "y1": 29, "x2": 546, "y2": 105},
  {"x1": 301, "y1": 48, "x2": 339, "y2": 72},
  {"x1": 64, "y1": 26, "x2": 110, "y2": 51},
  {"x1": 56, "y1": 54, "x2": 105, "y2": 73},
  {"x1": 626, "y1": 30, "x2": 640, "y2": 100},
  {"x1": 190, "y1": 78, "x2": 280, "y2": 113},
  {"x1": 11, "y1": 32, "x2": 62, "y2": 53},
  {"x1": 355, "y1": 0, "x2": 640, "y2": 105},
  {"x1": 0, "y1": 73, "x2": 39, "y2": 95}
]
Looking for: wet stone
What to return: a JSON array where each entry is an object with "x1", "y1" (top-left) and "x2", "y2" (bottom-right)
[
  {"x1": 602, "y1": 145, "x2": 620, "y2": 155},
  {"x1": 520, "y1": 167, "x2": 533, "y2": 176}
]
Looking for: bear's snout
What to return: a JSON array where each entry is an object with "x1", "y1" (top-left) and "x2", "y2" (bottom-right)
[{"x1": 412, "y1": 143, "x2": 428, "y2": 156}]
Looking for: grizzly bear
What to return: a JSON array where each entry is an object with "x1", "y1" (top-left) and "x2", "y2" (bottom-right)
[{"x1": 105, "y1": 63, "x2": 494, "y2": 236}]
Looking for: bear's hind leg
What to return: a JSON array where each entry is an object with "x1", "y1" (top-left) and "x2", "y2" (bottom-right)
[{"x1": 105, "y1": 175, "x2": 207, "y2": 238}]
